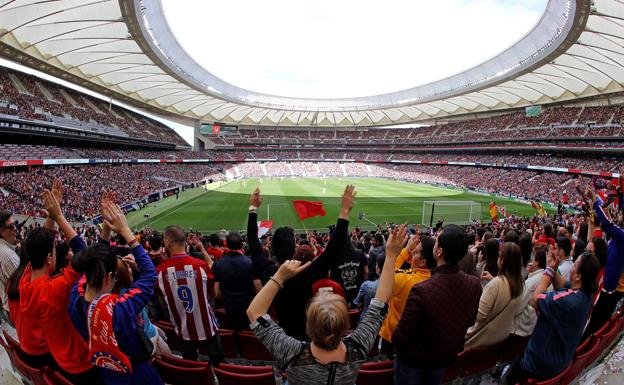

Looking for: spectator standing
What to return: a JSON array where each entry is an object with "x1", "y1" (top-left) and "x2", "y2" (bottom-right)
[
  {"x1": 368, "y1": 234, "x2": 386, "y2": 280},
  {"x1": 246, "y1": 224, "x2": 408, "y2": 385},
  {"x1": 555, "y1": 236, "x2": 573, "y2": 282},
  {"x1": 379, "y1": 234, "x2": 435, "y2": 355},
  {"x1": 0, "y1": 211, "x2": 19, "y2": 322},
  {"x1": 246, "y1": 186, "x2": 354, "y2": 340},
  {"x1": 512, "y1": 243, "x2": 548, "y2": 336},
  {"x1": 155, "y1": 225, "x2": 223, "y2": 364},
  {"x1": 393, "y1": 225, "x2": 482, "y2": 385},
  {"x1": 212, "y1": 231, "x2": 260, "y2": 331}
]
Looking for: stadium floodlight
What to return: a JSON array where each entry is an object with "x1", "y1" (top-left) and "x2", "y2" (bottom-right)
[{"x1": 421, "y1": 201, "x2": 482, "y2": 227}]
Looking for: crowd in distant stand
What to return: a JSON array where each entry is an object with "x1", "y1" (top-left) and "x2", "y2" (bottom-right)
[{"x1": 0, "y1": 175, "x2": 622, "y2": 384}]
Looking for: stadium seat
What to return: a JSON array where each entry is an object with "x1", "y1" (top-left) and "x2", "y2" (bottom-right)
[
  {"x1": 213, "y1": 367, "x2": 276, "y2": 385},
  {"x1": 596, "y1": 319, "x2": 620, "y2": 357},
  {"x1": 524, "y1": 364, "x2": 571, "y2": 385},
  {"x1": 349, "y1": 309, "x2": 361, "y2": 330},
  {"x1": 160, "y1": 354, "x2": 210, "y2": 368},
  {"x1": 42, "y1": 371, "x2": 75, "y2": 385},
  {"x1": 12, "y1": 351, "x2": 48, "y2": 385},
  {"x1": 459, "y1": 340, "x2": 506, "y2": 378},
  {"x1": 153, "y1": 320, "x2": 181, "y2": 351},
  {"x1": 239, "y1": 331, "x2": 274, "y2": 361},
  {"x1": 355, "y1": 367, "x2": 394, "y2": 385},
  {"x1": 215, "y1": 308, "x2": 228, "y2": 328},
  {"x1": 217, "y1": 328, "x2": 239, "y2": 358},
  {"x1": 217, "y1": 362, "x2": 273, "y2": 374},
  {"x1": 560, "y1": 344, "x2": 595, "y2": 385},
  {"x1": 585, "y1": 334, "x2": 604, "y2": 367},
  {"x1": 500, "y1": 334, "x2": 530, "y2": 364},
  {"x1": 3, "y1": 329, "x2": 20, "y2": 351},
  {"x1": 441, "y1": 358, "x2": 462, "y2": 384},
  {"x1": 153, "y1": 358, "x2": 214, "y2": 385},
  {"x1": 361, "y1": 359, "x2": 393, "y2": 370},
  {"x1": 0, "y1": 333, "x2": 16, "y2": 372},
  {"x1": 574, "y1": 335, "x2": 594, "y2": 356}
]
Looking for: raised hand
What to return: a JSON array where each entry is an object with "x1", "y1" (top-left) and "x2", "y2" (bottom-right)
[
  {"x1": 386, "y1": 224, "x2": 409, "y2": 260},
  {"x1": 273, "y1": 260, "x2": 312, "y2": 283},
  {"x1": 406, "y1": 233, "x2": 420, "y2": 254},
  {"x1": 250, "y1": 187, "x2": 262, "y2": 208},
  {"x1": 121, "y1": 254, "x2": 138, "y2": 271},
  {"x1": 51, "y1": 179, "x2": 63, "y2": 203},
  {"x1": 481, "y1": 271, "x2": 494, "y2": 282},
  {"x1": 42, "y1": 189, "x2": 63, "y2": 221},
  {"x1": 188, "y1": 233, "x2": 204, "y2": 250},
  {"x1": 101, "y1": 200, "x2": 132, "y2": 242},
  {"x1": 340, "y1": 184, "x2": 356, "y2": 219},
  {"x1": 583, "y1": 186, "x2": 596, "y2": 202},
  {"x1": 547, "y1": 244, "x2": 559, "y2": 270}
]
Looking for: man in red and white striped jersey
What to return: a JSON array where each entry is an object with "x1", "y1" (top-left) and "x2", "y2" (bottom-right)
[{"x1": 156, "y1": 225, "x2": 224, "y2": 364}]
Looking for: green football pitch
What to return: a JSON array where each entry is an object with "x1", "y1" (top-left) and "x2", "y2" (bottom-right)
[{"x1": 126, "y1": 177, "x2": 542, "y2": 233}]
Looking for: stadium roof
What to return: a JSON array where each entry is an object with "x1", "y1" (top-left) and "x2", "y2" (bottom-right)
[{"x1": 0, "y1": 0, "x2": 623, "y2": 127}]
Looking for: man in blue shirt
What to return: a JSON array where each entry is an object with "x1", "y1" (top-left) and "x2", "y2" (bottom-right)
[{"x1": 506, "y1": 248, "x2": 600, "y2": 384}]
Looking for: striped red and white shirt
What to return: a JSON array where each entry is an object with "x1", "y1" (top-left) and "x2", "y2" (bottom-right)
[{"x1": 156, "y1": 254, "x2": 218, "y2": 341}]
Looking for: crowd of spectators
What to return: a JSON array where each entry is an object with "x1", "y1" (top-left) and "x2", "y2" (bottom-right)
[
  {"x1": 0, "y1": 164, "x2": 224, "y2": 221},
  {"x1": 0, "y1": 174, "x2": 621, "y2": 385},
  {"x1": 0, "y1": 67, "x2": 186, "y2": 145}
]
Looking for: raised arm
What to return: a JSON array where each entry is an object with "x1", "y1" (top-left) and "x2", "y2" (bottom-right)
[
  {"x1": 102, "y1": 200, "x2": 157, "y2": 315},
  {"x1": 188, "y1": 233, "x2": 214, "y2": 268},
  {"x1": 587, "y1": 186, "x2": 624, "y2": 243},
  {"x1": 375, "y1": 224, "x2": 407, "y2": 303},
  {"x1": 247, "y1": 188, "x2": 265, "y2": 261},
  {"x1": 303, "y1": 185, "x2": 356, "y2": 280},
  {"x1": 247, "y1": 260, "x2": 311, "y2": 322},
  {"x1": 42, "y1": 188, "x2": 83, "y2": 252}
]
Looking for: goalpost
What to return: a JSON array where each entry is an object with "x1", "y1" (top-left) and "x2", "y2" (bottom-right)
[{"x1": 421, "y1": 201, "x2": 482, "y2": 226}]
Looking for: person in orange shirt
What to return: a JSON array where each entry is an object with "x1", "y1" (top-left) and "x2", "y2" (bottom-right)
[
  {"x1": 18, "y1": 182, "x2": 103, "y2": 385},
  {"x1": 379, "y1": 233, "x2": 436, "y2": 355}
]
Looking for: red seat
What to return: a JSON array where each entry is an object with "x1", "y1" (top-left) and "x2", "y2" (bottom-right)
[
  {"x1": 215, "y1": 308, "x2": 228, "y2": 328},
  {"x1": 349, "y1": 309, "x2": 361, "y2": 330},
  {"x1": 500, "y1": 334, "x2": 530, "y2": 363},
  {"x1": 442, "y1": 357, "x2": 462, "y2": 384},
  {"x1": 43, "y1": 371, "x2": 75, "y2": 385},
  {"x1": 356, "y1": 368, "x2": 394, "y2": 385},
  {"x1": 239, "y1": 331, "x2": 273, "y2": 361},
  {"x1": 218, "y1": 328, "x2": 239, "y2": 358},
  {"x1": 560, "y1": 345, "x2": 594, "y2": 385},
  {"x1": 218, "y1": 362, "x2": 273, "y2": 374},
  {"x1": 153, "y1": 320, "x2": 181, "y2": 351},
  {"x1": 213, "y1": 367, "x2": 276, "y2": 385},
  {"x1": 3, "y1": 329, "x2": 20, "y2": 351},
  {"x1": 574, "y1": 335, "x2": 593, "y2": 356},
  {"x1": 524, "y1": 364, "x2": 571, "y2": 385},
  {"x1": 597, "y1": 319, "x2": 620, "y2": 354},
  {"x1": 160, "y1": 354, "x2": 209, "y2": 368},
  {"x1": 12, "y1": 351, "x2": 48, "y2": 385},
  {"x1": 153, "y1": 358, "x2": 214, "y2": 385},
  {"x1": 460, "y1": 340, "x2": 506, "y2": 377},
  {"x1": 0, "y1": 334, "x2": 17, "y2": 372},
  {"x1": 361, "y1": 360, "x2": 393, "y2": 370}
]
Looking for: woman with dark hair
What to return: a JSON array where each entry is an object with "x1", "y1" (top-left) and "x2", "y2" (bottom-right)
[
  {"x1": 53, "y1": 241, "x2": 73, "y2": 275},
  {"x1": 68, "y1": 199, "x2": 162, "y2": 385},
  {"x1": 465, "y1": 242, "x2": 525, "y2": 349},
  {"x1": 519, "y1": 232, "x2": 533, "y2": 278},
  {"x1": 572, "y1": 239, "x2": 587, "y2": 263},
  {"x1": 477, "y1": 238, "x2": 500, "y2": 284}
]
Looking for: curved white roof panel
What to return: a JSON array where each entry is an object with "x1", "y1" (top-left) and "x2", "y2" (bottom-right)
[{"x1": 0, "y1": 0, "x2": 622, "y2": 127}]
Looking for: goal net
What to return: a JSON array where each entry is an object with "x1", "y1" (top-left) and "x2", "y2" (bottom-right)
[{"x1": 421, "y1": 201, "x2": 482, "y2": 226}]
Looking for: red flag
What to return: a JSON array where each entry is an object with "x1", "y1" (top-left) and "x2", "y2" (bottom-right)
[
  {"x1": 292, "y1": 200, "x2": 326, "y2": 220},
  {"x1": 257, "y1": 220, "x2": 273, "y2": 238}
]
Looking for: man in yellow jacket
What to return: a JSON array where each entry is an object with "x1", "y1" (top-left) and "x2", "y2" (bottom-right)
[{"x1": 379, "y1": 233, "x2": 436, "y2": 355}]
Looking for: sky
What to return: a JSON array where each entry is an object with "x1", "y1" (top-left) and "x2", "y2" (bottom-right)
[
  {"x1": 0, "y1": 0, "x2": 546, "y2": 145},
  {"x1": 162, "y1": 0, "x2": 547, "y2": 99}
]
